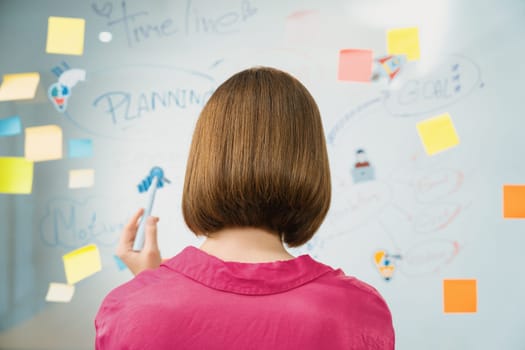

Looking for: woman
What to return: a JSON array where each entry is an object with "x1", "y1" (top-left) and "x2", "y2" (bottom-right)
[{"x1": 95, "y1": 67, "x2": 394, "y2": 349}]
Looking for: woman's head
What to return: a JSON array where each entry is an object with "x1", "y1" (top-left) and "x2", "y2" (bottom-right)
[{"x1": 182, "y1": 67, "x2": 330, "y2": 247}]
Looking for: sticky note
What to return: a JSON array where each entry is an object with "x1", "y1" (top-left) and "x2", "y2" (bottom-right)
[
  {"x1": 416, "y1": 113, "x2": 460, "y2": 155},
  {"x1": 68, "y1": 139, "x2": 93, "y2": 158},
  {"x1": 69, "y1": 169, "x2": 94, "y2": 189},
  {"x1": 0, "y1": 116, "x2": 22, "y2": 136},
  {"x1": 387, "y1": 27, "x2": 420, "y2": 61},
  {"x1": 338, "y1": 49, "x2": 373, "y2": 82},
  {"x1": 114, "y1": 255, "x2": 127, "y2": 271},
  {"x1": 63, "y1": 244, "x2": 102, "y2": 284},
  {"x1": 46, "y1": 16, "x2": 86, "y2": 55},
  {"x1": 25, "y1": 125, "x2": 63, "y2": 161},
  {"x1": 45, "y1": 283, "x2": 75, "y2": 303},
  {"x1": 503, "y1": 185, "x2": 525, "y2": 218},
  {"x1": 443, "y1": 279, "x2": 477, "y2": 313},
  {"x1": 0, "y1": 73, "x2": 40, "y2": 101},
  {"x1": 0, "y1": 157, "x2": 34, "y2": 194}
]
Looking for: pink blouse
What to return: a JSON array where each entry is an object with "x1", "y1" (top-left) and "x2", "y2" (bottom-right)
[{"x1": 95, "y1": 246, "x2": 394, "y2": 349}]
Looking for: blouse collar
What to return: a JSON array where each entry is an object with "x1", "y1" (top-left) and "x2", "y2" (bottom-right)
[{"x1": 162, "y1": 246, "x2": 334, "y2": 295}]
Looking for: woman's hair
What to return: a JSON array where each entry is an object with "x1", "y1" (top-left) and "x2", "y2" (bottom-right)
[{"x1": 182, "y1": 67, "x2": 331, "y2": 247}]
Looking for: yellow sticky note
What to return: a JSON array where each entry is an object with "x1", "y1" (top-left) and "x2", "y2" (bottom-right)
[
  {"x1": 46, "y1": 16, "x2": 85, "y2": 55},
  {"x1": 443, "y1": 279, "x2": 477, "y2": 313},
  {"x1": 63, "y1": 244, "x2": 102, "y2": 284},
  {"x1": 416, "y1": 113, "x2": 460, "y2": 155},
  {"x1": 0, "y1": 73, "x2": 40, "y2": 101},
  {"x1": 0, "y1": 157, "x2": 34, "y2": 194},
  {"x1": 25, "y1": 125, "x2": 63, "y2": 161},
  {"x1": 69, "y1": 169, "x2": 94, "y2": 189},
  {"x1": 45, "y1": 283, "x2": 75, "y2": 303},
  {"x1": 387, "y1": 27, "x2": 420, "y2": 61}
]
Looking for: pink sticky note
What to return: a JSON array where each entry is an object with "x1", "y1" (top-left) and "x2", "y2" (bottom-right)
[{"x1": 338, "y1": 49, "x2": 373, "y2": 82}]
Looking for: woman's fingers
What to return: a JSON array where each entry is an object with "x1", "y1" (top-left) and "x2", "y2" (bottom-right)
[
  {"x1": 116, "y1": 210, "x2": 162, "y2": 275},
  {"x1": 118, "y1": 208, "x2": 145, "y2": 251},
  {"x1": 143, "y1": 216, "x2": 160, "y2": 252}
]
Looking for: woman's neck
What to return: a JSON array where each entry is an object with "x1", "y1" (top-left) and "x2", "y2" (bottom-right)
[{"x1": 199, "y1": 227, "x2": 295, "y2": 263}]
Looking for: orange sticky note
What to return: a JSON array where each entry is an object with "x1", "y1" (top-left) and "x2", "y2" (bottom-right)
[
  {"x1": 0, "y1": 157, "x2": 34, "y2": 194},
  {"x1": 46, "y1": 16, "x2": 85, "y2": 55},
  {"x1": 387, "y1": 27, "x2": 420, "y2": 61},
  {"x1": 443, "y1": 279, "x2": 477, "y2": 313},
  {"x1": 416, "y1": 113, "x2": 460, "y2": 155},
  {"x1": 338, "y1": 49, "x2": 373, "y2": 82},
  {"x1": 25, "y1": 125, "x2": 63, "y2": 161},
  {"x1": 503, "y1": 185, "x2": 525, "y2": 218}
]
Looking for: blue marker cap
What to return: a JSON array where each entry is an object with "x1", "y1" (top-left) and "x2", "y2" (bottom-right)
[{"x1": 137, "y1": 166, "x2": 170, "y2": 193}]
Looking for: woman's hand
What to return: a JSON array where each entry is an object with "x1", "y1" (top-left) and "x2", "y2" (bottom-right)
[{"x1": 116, "y1": 208, "x2": 162, "y2": 276}]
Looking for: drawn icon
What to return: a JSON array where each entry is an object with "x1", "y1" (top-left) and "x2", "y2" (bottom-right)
[
  {"x1": 373, "y1": 250, "x2": 402, "y2": 281},
  {"x1": 351, "y1": 149, "x2": 375, "y2": 183},
  {"x1": 451, "y1": 63, "x2": 461, "y2": 94},
  {"x1": 371, "y1": 54, "x2": 407, "y2": 82},
  {"x1": 48, "y1": 68, "x2": 86, "y2": 112}
]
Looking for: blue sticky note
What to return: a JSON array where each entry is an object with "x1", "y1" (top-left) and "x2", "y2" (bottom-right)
[
  {"x1": 113, "y1": 255, "x2": 127, "y2": 271},
  {"x1": 68, "y1": 139, "x2": 93, "y2": 158},
  {"x1": 0, "y1": 116, "x2": 22, "y2": 136}
]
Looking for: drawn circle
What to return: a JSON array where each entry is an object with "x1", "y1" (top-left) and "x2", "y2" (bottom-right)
[{"x1": 98, "y1": 31, "x2": 113, "y2": 43}]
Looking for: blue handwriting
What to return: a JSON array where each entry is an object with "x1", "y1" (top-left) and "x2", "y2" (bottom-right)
[{"x1": 92, "y1": 88, "x2": 215, "y2": 128}]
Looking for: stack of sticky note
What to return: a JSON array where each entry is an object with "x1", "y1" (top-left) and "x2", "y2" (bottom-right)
[
  {"x1": 46, "y1": 244, "x2": 102, "y2": 304},
  {"x1": 1, "y1": 14, "x2": 99, "y2": 305}
]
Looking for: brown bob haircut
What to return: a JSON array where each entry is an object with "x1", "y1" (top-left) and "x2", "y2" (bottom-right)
[{"x1": 182, "y1": 67, "x2": 331, "y2": 247}]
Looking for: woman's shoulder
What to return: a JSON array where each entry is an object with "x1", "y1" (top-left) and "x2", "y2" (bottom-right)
[
  {"x1": 304, "y1": 263, "x2": 392, "y2": 320},
  {"x1": 315, "y1": 267, "x2": 391, "y2": 309},
  {"x1": 310, "y1": 268, "x2": 394, "y2": 348}
]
